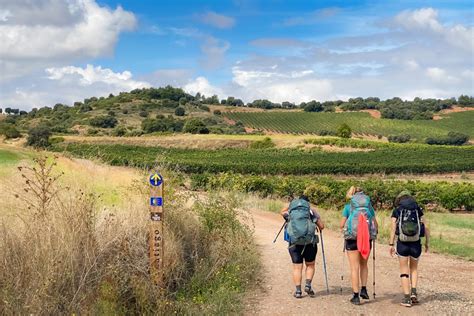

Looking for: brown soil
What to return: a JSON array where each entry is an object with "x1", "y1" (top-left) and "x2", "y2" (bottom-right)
[
  {"x1": 434, "y1": 106, "x2": 474, "y2": 120},
  {"x1": 361, "y1": 109, "x2": 382, "y2": 119},
  {"x1": 245, "y1": 211, "x2": 474, "y2": 315}
]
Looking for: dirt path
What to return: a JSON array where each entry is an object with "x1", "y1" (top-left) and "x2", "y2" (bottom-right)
[{"x1": 245, "y1": 211, "x2": 474, "y2": 315}]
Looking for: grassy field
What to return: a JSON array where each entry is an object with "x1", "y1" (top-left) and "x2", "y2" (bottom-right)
[
  {"x1": 225, "y1": 111, "x2": 474, "y2": 139},
  {"x1": 248, "y1": 195, "x2": 474, "y2": 261}
]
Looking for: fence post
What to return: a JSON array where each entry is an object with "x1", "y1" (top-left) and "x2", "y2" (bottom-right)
[{"x1": 149, "y1": 171, "x2": 164, "y2": 286}]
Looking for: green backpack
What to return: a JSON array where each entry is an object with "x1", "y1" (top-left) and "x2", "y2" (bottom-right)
[{"x1": 287, "y1": 199, "x2": 316, "y2": 246}]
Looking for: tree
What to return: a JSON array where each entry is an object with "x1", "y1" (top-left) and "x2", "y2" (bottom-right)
[
  {"x1": 5, "y1": 108, "x2": 11, "y2": 115},
  {"x1": 183, "y1": 118, "x2": 209, "y2": 134},
  {"x1": 304, "y1": 101, "x2": 323, "y2": 112},
  {"x1": 174, "y1": 107, "x2": 185, "y2": 116},
  {"x1": 89, "y1": 115, "x2": 118, "y2": 128},
  {"x1": 0, "y1": 124, "x2": 21, "y2": 139},
  {"x1": 27, "y1": 125, "x2": 51, "y2": 148},
  {"x1": 336, "y1": 123, "x2": 352, "y2": 138},
  {"x1": 0, "y1": 108, "x2": 2, "y2": 114}
]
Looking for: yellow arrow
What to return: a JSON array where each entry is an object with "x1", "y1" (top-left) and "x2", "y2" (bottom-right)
[{"x1": 151, "y1": 173, "x2": 160, "y2": 185}]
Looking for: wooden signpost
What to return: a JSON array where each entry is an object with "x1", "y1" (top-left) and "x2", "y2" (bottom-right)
[{"x1": 149, "y1": 172, "x2": 164, "y2": 286}]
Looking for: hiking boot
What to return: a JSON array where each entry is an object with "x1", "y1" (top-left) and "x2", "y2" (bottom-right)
[
  {"x1": 411, "y1": 293, "x2": 419, "y2": 304},
  {"x1": 304, "y1": 286, "x2": 315, "y2": 297},
  {"x1": 360, "y1": 287, "x2": 369, "y2": 299},
  {"x1": 294, "y1": 291, "x2": 303, "y2": 299},
  {"x1": 350, "y1": 296, "x2": 361, "y2": 305},
  {"x1": 401, "y1": 296, "x2": 412, "y2": 307}
]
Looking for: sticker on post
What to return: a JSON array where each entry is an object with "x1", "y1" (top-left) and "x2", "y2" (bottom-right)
[
  {"x1": 150, "y1": 212, "x2": 162, "y2": 221},
  {"x1": 149, "y1": 173, "x2": 163, "y2": 187},
  {"x1": 150, "y1": 197, "x2": 163, "y2": 206}
]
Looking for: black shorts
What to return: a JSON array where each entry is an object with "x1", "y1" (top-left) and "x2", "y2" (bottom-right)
[
  {"x1": 396, "y1": 240, "x2": 422, "y2": 259},
  {"x1": 345, "y1": 239, "x2": 373, "y2": 251},
  {"x1": 289, "y1": 243, "x2": 317, "y2": 264}
]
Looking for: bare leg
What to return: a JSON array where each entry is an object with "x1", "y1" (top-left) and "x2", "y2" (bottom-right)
[
  {"x1": 399, "y1": 257, "x2": 410, "y2": 295},
  {"x1": 292, "y1": 263, "x2": 303, "y2": 287},
  {"x1": 409, "y1": 258, "x2": 419, "y2": 289},
  {"x1": 359, "y1": 255, "x2": 369, "y2": 287},
  {"x1": 305, "y1": 261, "x2": 315, "y2": 283},
  {"x1": 347, "y1": 250, "x2": 360, "y2": 293}
]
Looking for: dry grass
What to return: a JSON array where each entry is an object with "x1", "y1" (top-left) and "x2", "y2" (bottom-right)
[{"x1": 0, "y1": 154, "x2": 259, "y2": 314}]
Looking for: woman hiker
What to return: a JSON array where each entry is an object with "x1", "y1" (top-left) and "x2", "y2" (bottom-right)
[
  {"x1": 281, "y1": 195, "x2": 325, "y2": 298},
  {"x1": 389, "y1": 190, "x2": 430, "y2": 307},
  {"x1": 340, "y1": 186, "x2": 378, "y2": 305}
]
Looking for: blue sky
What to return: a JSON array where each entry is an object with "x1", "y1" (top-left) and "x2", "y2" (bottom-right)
[{"x1": 0, "y1": 0, "x2": 473, "y2": 109}]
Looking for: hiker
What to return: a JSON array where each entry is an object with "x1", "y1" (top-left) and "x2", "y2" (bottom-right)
[
  {"x1": 389, "y1": 190, "x2": 430, "y2": 307},
  {"x1": 340, "y1": 186, "x2": 378, "y2": 305},
  {"x1": 281, "y1": 195, "x2": 324, "y2": 298}
]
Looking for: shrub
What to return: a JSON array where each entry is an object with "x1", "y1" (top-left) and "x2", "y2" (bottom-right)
[
  {"x1": 111, "y1": 126, "x2": 127, "y2": 137},
  {"x1": 249, "y1": 137, "x2": 275, "y2": 149},
  {"x1": 107, "y1": 110, "x2": 115, "y2": 116},
  {"x1": 183, "y1": 119, "x2": 209, "y2": 134},
  {"x1": 199, "y1": 105, "x2": 210, "y2": 112},
  {"x1": 89, "y1": 116, "x2": 118, "y2": 128},
  {"x1": 0, "y1": 124, "x2": 21, "y2": 139},
  {"x1": 304, "y1": 184, "x2": 332, "y2": 206},
  {"x1": 213, "y1": 110, "x2": 222, "y2": 115},
  {"x1": 336, "y1": 123, "x2": 352, "y2": 138},
  {"x1": 426, "y1": 132, "x2": 469, "y2": 146},
  {"x1": 388, "y1": 134, "x2": 411, "y2": 143},
  {"x1": 121, "y1": 108, "x2": 129, "y2": 114},
  {"x1": 139, "y1": 110, "x2": 149, "y2": 118},
  {"x1": 27, "y1": 125, "x2": 51, "y2": 148},
  {"x1": 174, "y1": 107, "x2": 185, "y2": 116}
]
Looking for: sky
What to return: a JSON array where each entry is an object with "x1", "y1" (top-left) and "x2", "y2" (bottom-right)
[{"x1": 0, "y1": 0, "x2": 473, "y2": 110}]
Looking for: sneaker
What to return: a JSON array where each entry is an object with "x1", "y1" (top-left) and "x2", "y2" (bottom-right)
[
  {"x1": 360, "y1": 287, "x2": 369, "y2": 299},
  {"x1": 411, "y1": 293, "x2": 419, "y2": 304},
  {"x1": 350, "y1": 296, "x2": 361, "y2": 305},
  {"x1": 294, "y1": 291, "x2": 303, "y2": 299},
  {"x1": 401, "y1": 296, "x2": 412, "y2": 307},
  {"x1": 305, "y1": 286, "x2": 315, "y2": 297}
]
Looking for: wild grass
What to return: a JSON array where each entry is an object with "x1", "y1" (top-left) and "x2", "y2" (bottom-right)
[{"x1": 0, "y1": 154, "x2": 260, "y2": 314}]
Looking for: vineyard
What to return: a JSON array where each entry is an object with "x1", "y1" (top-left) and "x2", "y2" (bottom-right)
[
  {"x1": 225, "y1": 111, "x2": 474, "y2": 139},
  {"x1": 53, "y1": 142, "x2": 474, "y2": 175},
  {"x1": 190, "y1": 173, "x2": 473, "y2": 212}
]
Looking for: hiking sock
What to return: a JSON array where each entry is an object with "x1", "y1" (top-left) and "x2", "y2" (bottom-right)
[
  {"x1": 360, "y1": 286, "x2": 369, "y2": 299},
  {"x1": 305, "y1": 279, "x2": 312, "y2": 289},
  {"x1": 411, "y1": 288, "x2": 417, "y2": 295},
  {"x1": 296, "y1": 285, "x2": 302, "y2": 293},
  {"x1": 353, "y1": 292, "x2": 359, "y2": 298}
]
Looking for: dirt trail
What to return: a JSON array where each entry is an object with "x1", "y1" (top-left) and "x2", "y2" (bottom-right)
[{"x1": 245, "y1": 211, "x2": 474, "y2": 315}]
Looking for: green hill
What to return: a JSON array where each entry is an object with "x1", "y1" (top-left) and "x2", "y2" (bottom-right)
[{"x1": 225, "y1": 111, "x2": 474, "y2": 140}]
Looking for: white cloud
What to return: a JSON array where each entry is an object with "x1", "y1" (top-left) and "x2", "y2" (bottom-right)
[
  {"x1": 1, "y1": 65, "x2": 150, "y2": 109},
  {"x1": 198, "y1": 11, "x2": 235, "y2": 29},
  {"x1": 392, "y1": 7, "x2": 473, "y2": 50},
  {"x1": 200, "y1": 37, "x2": 231, "y2": 69},
  {"x1": 231, "y1": 67, "x2": 333, "y2": 103},
  {"x1": 45, "y1": 64, "x2": 149, "y2": 90},
  {"x1": 184, "y1": 77, "x2": 223, "y2": 97},
  {"x1": 0, "y1": 0, "x2": 136, "y2": 60},
  {"x1": 0, "y1": 0, "x2": 136, "y2": 81}
]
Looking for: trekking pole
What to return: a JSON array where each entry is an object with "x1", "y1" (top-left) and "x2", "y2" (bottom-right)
[
  {"x1": 272, "y1": 221, "x2": 286, "y2": 243},
  {"x1": 319, "y1": 230, "x2": 330, "y2": 294},
  {"x1": 340, "y1": 241, "x2": 345, "y2": 294},
  {"x1": 373, "y1": 239, "x2": 376, "y2": 299}
]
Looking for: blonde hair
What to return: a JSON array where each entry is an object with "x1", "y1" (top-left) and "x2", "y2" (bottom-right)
[{"x1": 346, "y1": 186, "x2": 363, "y2": 200}]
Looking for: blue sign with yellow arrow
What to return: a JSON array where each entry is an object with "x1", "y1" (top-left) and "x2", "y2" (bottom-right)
[{"x1": 149, "y1": 172, "x2": 163, "y2": 187}]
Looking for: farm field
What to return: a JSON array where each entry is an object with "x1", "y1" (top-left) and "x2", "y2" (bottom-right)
[
  {"x1": 53, "y1": 142, "x2": 474, "y2": 175},
  {"x1": 225, "y1": 111, "x2": 474, "y2": 139}
]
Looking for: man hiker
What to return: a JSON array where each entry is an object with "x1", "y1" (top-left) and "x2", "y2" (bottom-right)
[{"x1": 281, "y1": 195, "x2": 325, "y2": 298}]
